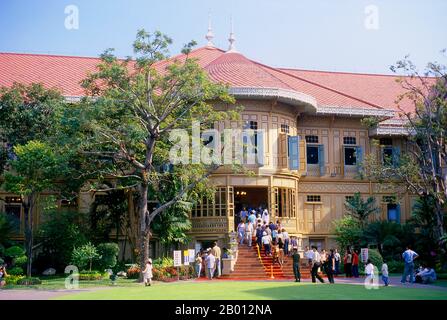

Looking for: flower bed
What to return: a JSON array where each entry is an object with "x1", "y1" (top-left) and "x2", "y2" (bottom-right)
[{"x1": 126, "y1": 264, "x2": 195, "y2": 282}]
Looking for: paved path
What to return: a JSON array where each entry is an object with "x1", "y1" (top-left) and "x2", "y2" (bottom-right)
[{"x1": 0, "y1": 289, "x2": 90, "y2": 300}]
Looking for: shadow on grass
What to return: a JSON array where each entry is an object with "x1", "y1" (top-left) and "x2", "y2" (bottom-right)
[{"x1": 241, "y1": 283, "x2": 447, "y2": 300}]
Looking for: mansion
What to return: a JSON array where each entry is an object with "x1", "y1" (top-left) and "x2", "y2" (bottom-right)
[{"x1": 0, "y1": 33, "x2": 424, "y2": 257}]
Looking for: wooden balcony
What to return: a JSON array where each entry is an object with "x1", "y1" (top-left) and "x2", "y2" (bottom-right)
[{"x1": 190, "y1": 216, "x2": 230, "y2": 234}]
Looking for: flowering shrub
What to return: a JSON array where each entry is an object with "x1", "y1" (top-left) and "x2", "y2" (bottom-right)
[
  {"x1": 5, "y1": 275, "x2": 25, "y2": 285},
  {"x1": 126, "y1": 263, "x2": 195, "y2": 281},
  {"x1": 126, "y1": 265, "x2": 141, "y2": 279}
]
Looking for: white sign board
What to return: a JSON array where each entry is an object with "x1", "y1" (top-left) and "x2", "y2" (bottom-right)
[
  {"x1": 360, "y1": 248, "x2": 369, "y2": 263},
  {"x1": 173, "y1": 250, "x2": 182, "y2": 267},
  {"x1": 183, "y1": 250, "x2": 190, "y2": 265},
  {"x1": 188, "y1": 249, "x2": 196, "y2": 262}
]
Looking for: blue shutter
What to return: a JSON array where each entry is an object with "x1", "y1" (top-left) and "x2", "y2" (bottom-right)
[
  {"x1": 396, "y1": 203, "x2": 401, "y2": 224},
  {"x1": 318, "y1": 144, "x2": 325, "y2": 176},
  {"x1": 355, "y1": 146, "x2": 363, "y2": 172},
  {"x1": 288, "y1": 136, "x2": 299, "y2": 170},
  {"x1": 392, "y1": 146, "x2": 400, "y2": 167},
  {"x1": 256, "y1": 130, "x2": 264, "y2": 166}
]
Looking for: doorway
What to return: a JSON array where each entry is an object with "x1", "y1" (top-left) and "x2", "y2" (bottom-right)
[{"x1": 234, "y1": 187, "x2": 268, "y2": 228}]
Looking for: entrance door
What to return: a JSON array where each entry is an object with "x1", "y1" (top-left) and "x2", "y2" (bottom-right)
[{"x1": 234, "y1": 187, "x2": 268, "y2": 228}]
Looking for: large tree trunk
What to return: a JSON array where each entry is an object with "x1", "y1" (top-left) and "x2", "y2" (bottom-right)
[
  {"x1": 24, "y1": 193, "x2": 35, "y2": 278},
  {"x1": 434, "y1": 197, "x2": 445, "y2": 242},
  {"x1": 138, "y1": 181, "x2": 150, "y2": 282}
]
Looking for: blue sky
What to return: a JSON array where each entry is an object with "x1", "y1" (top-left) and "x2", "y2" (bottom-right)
[{"x1": 1, "y1": 0, "x2": 446, "y2": 74}]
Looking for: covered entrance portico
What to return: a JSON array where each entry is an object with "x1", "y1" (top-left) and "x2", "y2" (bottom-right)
[{"x1": 234, "y1": 186, "x2": 268, "y2": 227}]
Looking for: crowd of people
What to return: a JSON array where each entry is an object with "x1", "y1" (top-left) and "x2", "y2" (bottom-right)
[{"x1": 194, "y1": 241, "x2": 228, "y2": 280}]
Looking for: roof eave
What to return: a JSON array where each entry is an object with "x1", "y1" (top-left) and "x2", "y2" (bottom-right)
[{"x1": 228, "y1": 86, "x2": 318, "y2": 113}]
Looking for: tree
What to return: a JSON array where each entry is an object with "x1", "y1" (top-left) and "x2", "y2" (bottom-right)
[
  {"x1": 344, "y1": 192, "x2": 379, "y2": 229},
  {"x1": 333, "y1": 215, "x2": 362, "y2": 251},
  {"x1": 0, "y1": 83, "x2": 64, "y2": 174},
  {"x1": 71, "y1": 242, "x2": 100, "y2": 272},
  {"x1": 0, "y1": 214, "x2": 15, "y2": 247},
  {"x1": 78, "y1": 29, "x2": 238, "y2": 280},
  {"x1": 3, "y1": 141, "x2": 65, "y2": 277},
  {"x1": 364, "y1": 58, "x2": 447, "y2": 249},
  {"x1": 363, "y1": 221, "x2": 405, "y2": 258}
]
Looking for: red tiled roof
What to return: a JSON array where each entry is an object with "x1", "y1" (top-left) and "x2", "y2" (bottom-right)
[
  {"x1": 0, "y1": 46, "x2": 430, "y2": 114},
  {"x1": 278, "y1": 68, "x2": 434, "y2": 114},
  {"x1": 205, "y1": 52, "x2": 293, "y2": 90}
]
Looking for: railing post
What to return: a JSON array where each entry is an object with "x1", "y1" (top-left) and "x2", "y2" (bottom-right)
[
  {"x1": 256, "y1": 244, "x2": 261, "y2": 259},
  {"x1": 270, "y1": 264, "x2": 275, "y2": 279}
]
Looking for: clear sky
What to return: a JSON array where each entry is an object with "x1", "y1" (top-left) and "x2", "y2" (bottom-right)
[{"x1": 1, "y1": 0, "x2": 446, "y2": 74}]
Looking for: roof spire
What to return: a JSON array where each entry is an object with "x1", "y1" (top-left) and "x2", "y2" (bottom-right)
[
  {"x1": 227, "y1": 16, "x2": 237, "y2": 53},
  {"x1": 205, "y1": 13, "x2": 214, "y2": 47}
]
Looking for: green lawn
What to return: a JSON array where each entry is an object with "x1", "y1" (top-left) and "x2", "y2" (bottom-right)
[{"x1": 55, "y1": 281, "x2": 447, "y2": 300}]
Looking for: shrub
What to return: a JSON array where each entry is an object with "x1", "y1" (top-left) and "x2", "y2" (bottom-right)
[
  {"x1": 78, "y1": 271, "x2": 103, "y2": 281},
  {"x1": 14, "y1": 255, "x2": 28, "y2": 267},
  {"x1": 5, "y1": 275, "x2": 25, "y2": 285},
  {"x1": 126, "y1": 265, "x2": 140, "y2": 279},
  {"x1": 386, "y1": 260, "x2": 405, "y2": 273},
  {"x1": 152, "y1": 267, "x2": 163, "y2": 281},
  {"x1": 7, "y1": 266, "x2": 24, "y2": 276},
  {"x1": 17, "y1": 277, "x2": 42, "y2": 285},
  {"x1": 37, "y1": 210, "x2": 88, "y2": 271},
  {"x1": 359, "y1": 249, "x2": 383, "y2": 274},
  {"x1": 96, "y1": 243, "x2": 120, "y2": 270},
  {"x1": 5, "y1": 246, "x2": 25, "y2": 258},
  {"x1": 0, "y1": 257, "x2": 4, "y2": 265},
  {"x1": 153, "y1": 257, "x2": 174, "y2": 268},
  {"x1": 71, "y1": 242, "x2": 100, "y2": 272}
]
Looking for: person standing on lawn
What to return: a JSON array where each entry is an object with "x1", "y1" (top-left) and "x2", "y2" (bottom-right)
[
  {"x1": 311, "y1": 246, "x2": 325, "y2": 283},
  {"x1": 0, "y1": 265, "x2": 7, "y2": 287},
  {"x1": 212, "y1": 241, "x2": 222, "y2": 278},
  {"x1": 352, "y1": 249, "x2": 360, "y2": 278},
  {"x1": 195, "y1": 252, "x2": 203, "y2": 278},
  {"x1": 205, "y1": 249, "x2": 216, "y2": 280},
  {"x1": 365, "y1": 259, "x2": 375, "y2": 285},
  {"x1": 291, "y1": 247, "x2": 301, "y2": 282},
  {"x1": 142, "y1": 258, "x2": 153, "y2": 286},
  {"x1": 401, "y1": 246, "x2": 419, "y2": 284},
  {"x1": 381, "y1": 260, "x2": 389, "y2": 286},
  {"x1": 344, "y1": 249, "x2": 353, "y2": 278},
  {"x1": 334, "y1": 248, "x2": 341, "y2": 275},
  {"x1": 324, "y1": 249, "x2": 336, "y2": 284}
]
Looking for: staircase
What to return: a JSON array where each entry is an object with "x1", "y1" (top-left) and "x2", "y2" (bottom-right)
[
  {"x1": 222, "y1": 245, "x2": 269, "y2": 279},
  {"x1": 223, "y1": 238, "x2": 314, "y2": 280},
  {"x1": 254, "y1": 243, "x2": 313, "y2": 279}
]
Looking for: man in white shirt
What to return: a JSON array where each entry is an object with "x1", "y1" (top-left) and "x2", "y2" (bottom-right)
[
  {"x1": 262, "y1": 208, "x2": 269, "y2": 225},
  {"x1": 245, "y1": 221, "x2": 254, "y2": 247},
  {"x1": 262, "y1": 232, "x2": 272, "y2": 256},
  {"x1": 305, "y1": 246, "x2": 314, "y2": 267},
  {"x1": 205, "y1": 249, "x2": 216, "y2": 280},
  {"x1": 311, "y1": 247, "x2": 325, "y2": 283},
  {"x1": 401, "y1": 246, "x2": 419, "y2": 284},
  {"x1": 334, "y1": 249, "x2": 341, "y2": 275}
]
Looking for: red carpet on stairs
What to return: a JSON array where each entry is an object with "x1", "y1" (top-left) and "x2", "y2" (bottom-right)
[{"x1": 222, "y1": 239, "x2": 314, "y2": 280}]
